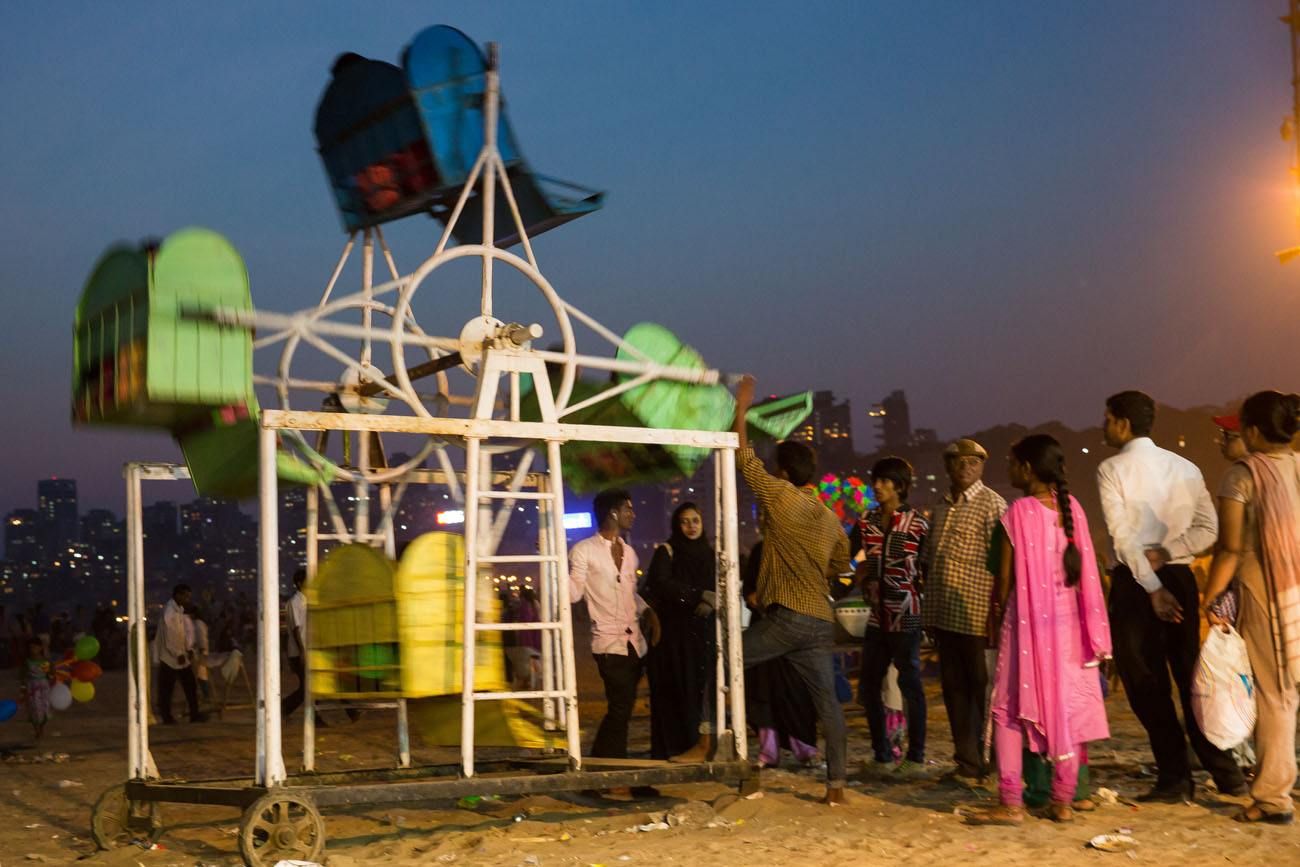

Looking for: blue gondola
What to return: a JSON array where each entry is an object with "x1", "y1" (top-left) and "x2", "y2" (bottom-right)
[{"x1": 313, "y1": 25, "x2": 603, "y2": 246}]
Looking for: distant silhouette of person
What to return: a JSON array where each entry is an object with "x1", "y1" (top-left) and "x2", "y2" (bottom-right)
[{"x1": 154, "y1": 583, "x2": 206, "y2": 724}]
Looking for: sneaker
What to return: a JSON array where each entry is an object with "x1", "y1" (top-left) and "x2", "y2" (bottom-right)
[
  {"x1": 944, "y1": 771, "x2": 986, "y2": 790},
  {"x1": 892, "y1": 759, "x2": 928, "y2": 780},
  {"x1": 863, "y1": 758, "x2": 896, "y2": 776}
]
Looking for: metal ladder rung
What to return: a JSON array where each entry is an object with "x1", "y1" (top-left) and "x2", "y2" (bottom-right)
[
  {"x1": 479, "y1": 554, "x2": 559, "y2": 564},
  {"x1": 475, "y1": 621, "x2": 562, "y2": 632},
  {"x1": 476, "y1": 490, "x2": 552, "y2": 501},
  {"x1": 473, "y1": 690, "x2": 568, "y2": 701}
]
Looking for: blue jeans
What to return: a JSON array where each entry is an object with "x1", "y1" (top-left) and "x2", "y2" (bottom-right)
[
  {"x1": 742, "y1": 606, "x2": 846, "y2": 787},
  {"x1": 860, "y1": 627, "x2": 926, "y2": 763}
]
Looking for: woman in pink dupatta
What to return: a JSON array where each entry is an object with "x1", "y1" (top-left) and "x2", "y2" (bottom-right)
[
  {"x1": 1204, "y1": 391, "x2": 1300, "y2": 824},
  {"x1": 969, "y1": 434, "x2": 1111, "y2": 825}
]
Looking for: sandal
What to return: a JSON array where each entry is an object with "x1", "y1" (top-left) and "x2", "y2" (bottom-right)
[
  {"x1": 1234, "y1": 805, "x2": 1295, "y2": 825},
  {"x1": 1044, "y1": 801, "x2": 1074, "y2": 823},
  {"x1": 1072, "y1": 798, "x2": 1097, "y2": 812},
  {"x1": 964, "y1": 806, "x2": 1025, "y2": 826}
]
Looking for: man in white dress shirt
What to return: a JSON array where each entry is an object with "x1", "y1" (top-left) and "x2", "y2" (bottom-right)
[
  {"x1": 569, "y1": 488, "x2": 661, "y2": 772},
  {"x1": 154, "y1": 583, "x2": 206, "y2": 724},
  {"x1": 281, "y1": 569, "x2": 310, "y2": 720},
  {"x1": 1098, "y1": 391, "x2": 1246, "y2": 801}
]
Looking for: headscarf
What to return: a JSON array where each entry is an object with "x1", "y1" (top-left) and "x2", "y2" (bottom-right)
[{"x1": 660, "y1": 503, "x2": 716, "y2": 607}]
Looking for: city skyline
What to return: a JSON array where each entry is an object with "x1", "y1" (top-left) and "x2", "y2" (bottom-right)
[{"x1": 2, "y1": 4, "x2": 1298, "y2": 518}]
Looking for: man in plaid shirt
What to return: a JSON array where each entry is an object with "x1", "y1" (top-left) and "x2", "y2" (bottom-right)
[
  {"x1": 732, "y1": 375, "x2": 852, "y2": 805},
  {"x1": 921, "y1": 438, "x2": 1006, "y2": 783}
]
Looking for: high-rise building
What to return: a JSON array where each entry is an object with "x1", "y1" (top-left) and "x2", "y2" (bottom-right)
[
  {"x1": 142, "y1": 501, "x2": 179, "y2": 542},
  {"x1": 788, "y1": 390, "x2": 855, "y2": 473},
  {"x1": 4, "y1": 509, "x2": 42, "y2": 566},
  {"x1": 37, "y1": 478, "x2": 78, "y2": 559},
  {"x1": 869, "y1": 390, "x2": 912, "y2": 451}
]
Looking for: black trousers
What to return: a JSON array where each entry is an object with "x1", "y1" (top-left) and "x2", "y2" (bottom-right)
[
  {"x1": 158, "y1": 663, "x2": 200, "y2": 721},
  {"x1": 1110, "y1": 564, "x2": 1244, "y2": 790},
  {"x1": 282, "y1": 654, "x2": 305, "y2": 718},
  {"x1": 935, "y1": 628, "x2": 990, "y2": 777},
  {"x1": 591, "y1": 643, "x2": 644, "y2": 759},
  {"x1": 860, "y1": 628, "x2": 927, "y2": 763}
]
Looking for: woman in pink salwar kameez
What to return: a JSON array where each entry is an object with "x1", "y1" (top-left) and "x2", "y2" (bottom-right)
[{"x1": 970, "y1": 434, "x2": 1112, "y2": 824}]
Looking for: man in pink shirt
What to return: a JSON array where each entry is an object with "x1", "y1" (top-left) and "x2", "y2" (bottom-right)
[{"x1": 570, "y1": 488, "x2": 662, "y2": 769}]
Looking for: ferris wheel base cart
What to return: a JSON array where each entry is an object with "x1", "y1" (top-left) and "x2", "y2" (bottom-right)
[{"x1": 78, "y1": 24, "x2": 772, "y2": 867}]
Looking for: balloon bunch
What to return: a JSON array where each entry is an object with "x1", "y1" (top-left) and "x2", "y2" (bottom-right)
[
  {"x1": 49, "y1": 636, "x2": 103, "y2": 711},
  {"x1": 816, "y1": 472, "x2": 877, "y2": 526}
]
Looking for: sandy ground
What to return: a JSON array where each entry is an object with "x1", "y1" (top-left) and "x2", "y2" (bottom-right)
[{"x1": 2, "y1": 664, "x2": 1298, "y2": 867}]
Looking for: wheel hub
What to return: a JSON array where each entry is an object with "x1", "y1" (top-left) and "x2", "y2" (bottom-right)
[{"x1": 274, "y1": 824, "x2": 299, "y2": 848}]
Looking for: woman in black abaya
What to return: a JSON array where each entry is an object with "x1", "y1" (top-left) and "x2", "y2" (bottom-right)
[{"x1": 644, "y1": 502, "x2": 717, "y2": 760}]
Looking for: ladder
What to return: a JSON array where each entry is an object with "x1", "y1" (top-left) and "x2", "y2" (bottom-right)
[{"x1": 460, "y1": 348, "x2": 583, "y2": 775}]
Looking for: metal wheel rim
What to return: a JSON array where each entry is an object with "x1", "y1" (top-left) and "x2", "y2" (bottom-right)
[
  {"x1": 273, "y1": 297, "x2": 447, "y2": 485},
  {"x1": 91, "y1": 784, "x2": 161, "y2": 849},
  {"x1": 239, "y1": 793, "x2": 324, "y2": 865},
  {"x1": 391, "y1": 244, "x2": 578, "y2": 419}
]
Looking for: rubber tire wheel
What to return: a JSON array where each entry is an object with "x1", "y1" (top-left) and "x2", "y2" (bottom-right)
[
  {"x1": 90, "y1": 782, "x2": 163, "y2": 849},
  {"x1": 238, "y1": 790, "x2": 325, "y2": 867}
]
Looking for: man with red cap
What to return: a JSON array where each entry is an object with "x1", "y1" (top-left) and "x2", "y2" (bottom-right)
[{"x1": 1214, "y1": 414, "x2": 1247, "y2": 464}]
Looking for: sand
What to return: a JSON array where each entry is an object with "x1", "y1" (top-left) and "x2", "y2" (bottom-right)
[{"x1": 2, "y1": 668, "x2": 1297, "y2": 866}]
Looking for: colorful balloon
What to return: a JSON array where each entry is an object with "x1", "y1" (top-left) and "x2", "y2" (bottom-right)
[
  {"x1": 74, "y1": 636, "x2": 100, "y2": 661},
  {"x1": 0, "y1": 699, "x2": 17, "y2": 722},
  {"x1": 50, "y1": 682, "x2": 72, "y2": 711},
  {"x1": 71, "y1": 660, "x2": 103, "y2": 682},
  {"x1": 70, "y1": 680, "x2": 95, "y2": 703}
]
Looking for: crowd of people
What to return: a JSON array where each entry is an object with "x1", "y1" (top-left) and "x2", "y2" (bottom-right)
[
  {"x1": 9, "y1": 383, "x2": 1298, "y2": 830},
  {"x1": 568, "y1": 380, "x2": 1300, "y2": 826}
]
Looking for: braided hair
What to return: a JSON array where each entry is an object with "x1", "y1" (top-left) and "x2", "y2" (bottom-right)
[{"x1": 1011, "y1": 434, "x2": 1083, "y2": 587}]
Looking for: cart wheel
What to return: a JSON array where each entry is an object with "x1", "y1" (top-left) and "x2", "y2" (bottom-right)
[
  {"x1": 90, "y1": 783, "x2": 163, "y2": 849},
  {"x1": 238, "y1": 791, "x2": 325, "y2": 867}
]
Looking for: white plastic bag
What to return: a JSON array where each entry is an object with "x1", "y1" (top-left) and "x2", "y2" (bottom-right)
[{"x1": 1191, "y1": 626, "x2": 1257, "y2": 750}]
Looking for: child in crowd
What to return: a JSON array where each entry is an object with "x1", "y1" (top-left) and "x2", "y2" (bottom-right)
[{"x1": 20, "y1": 638, "x2": 52, "y2": 743}]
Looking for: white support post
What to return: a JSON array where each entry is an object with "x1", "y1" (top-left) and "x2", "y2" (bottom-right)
[
  {"x1": 546, "y1": 438, "x2": 582, "y2": 769},
  {"x1": 537, "y1": 472, "x2": 557, "y2": 731},
  {"x1": 720, "y1": 447, "x2": 746, "y2": 758},
  {"x1": 397, "y1": 699, "x2": 411, "y2": 769},
  {"x1": 379, "y1": 483, "x2": 397, "y2": 559},
  {"x1": 712, "y1": 452, "x2": 726, "y2": 747},
  {"x1": 355, "y1": 432, "x2": 371, "y2": 540},
  {"x1": 303, "y1": 485, "x2": 319, "y2": 772},
  {"x1": 257, "y1": 426, "x2": 287, "y2": 786},
  {"x1": 125, "y1": 464, "x2": 152, "y2": 780},
  {"x1": 460, "y1": 435, "x2": 482, "y2": 777},
  {"x1": 480, "y1": 45, "x2": 499, "y2": 317},
  {"x1": 361, "y1": 228, "x2": 374, "y2": 368}
]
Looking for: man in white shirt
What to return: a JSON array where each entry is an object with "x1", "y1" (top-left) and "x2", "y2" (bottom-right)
[
  {"x1": 569, "y1": 488, "x2": 661, "y2": 771},
  {"x1": 281, "y1": 569, "x2": 310, "y2": 719},
  {"x1": 154, "y1": 583, "x2": 206, "y2": 724},
  {"x1": 1098, "y1": 391, "x2": 1245, "y2": 801}
]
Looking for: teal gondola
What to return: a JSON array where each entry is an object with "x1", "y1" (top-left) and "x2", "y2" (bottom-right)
[{"x1": 313, "y1": 25, "x2": 603, "y2": 245}]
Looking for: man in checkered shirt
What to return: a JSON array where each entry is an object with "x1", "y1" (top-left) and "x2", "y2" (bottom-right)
[{"x1": 921, "y1": 438, "x2": 1006, "y2": 784}]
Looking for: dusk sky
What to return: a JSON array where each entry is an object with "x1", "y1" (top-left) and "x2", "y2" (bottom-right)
[{"x1": 2, "y1": 2, "x2": 1298, "y2": 517}]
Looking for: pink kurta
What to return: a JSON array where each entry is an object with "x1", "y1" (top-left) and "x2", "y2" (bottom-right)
[{"x1": 991, "y1": 495, "x2": 1111, "y2": 761}]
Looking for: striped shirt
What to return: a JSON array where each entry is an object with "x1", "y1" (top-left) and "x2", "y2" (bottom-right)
[
  {"x1": 854, "y1": 507, "x2": 930, "y2": 632},
  {"x1": 739, "y1": 446, "x2": 851, "y2": 623},
  {"x1": 920, "y1": 480, "x2": 1007, "y2": 636}
]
